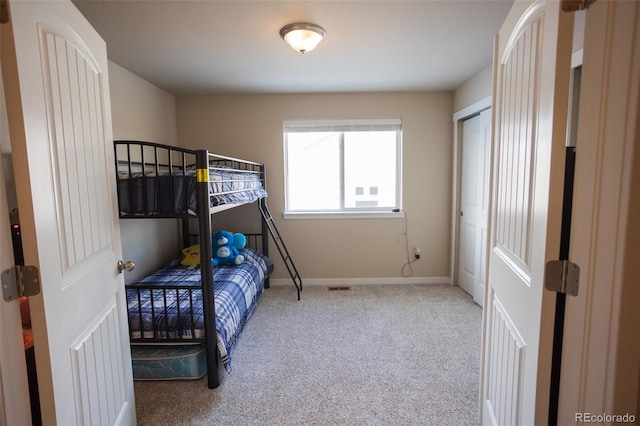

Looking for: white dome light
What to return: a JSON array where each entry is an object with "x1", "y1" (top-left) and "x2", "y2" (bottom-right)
[{"x1": 280, "y1": 23, "x2": 326, "y2": 54}]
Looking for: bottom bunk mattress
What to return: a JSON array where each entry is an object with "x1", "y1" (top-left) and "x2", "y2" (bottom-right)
[{"x1": 126, "y1": 247, "x2": 273, "y2": 372}]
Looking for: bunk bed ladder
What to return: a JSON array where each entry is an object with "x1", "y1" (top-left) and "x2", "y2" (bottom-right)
[{"x1": 258, "y1": 199, "x2": 302, "y2": 300}]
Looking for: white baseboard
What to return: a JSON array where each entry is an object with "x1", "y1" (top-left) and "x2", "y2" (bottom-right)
[{"x1": 268, "y1": 277, "x2": 452, "y2": 287}]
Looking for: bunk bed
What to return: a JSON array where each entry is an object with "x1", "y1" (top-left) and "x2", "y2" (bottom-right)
[{"x1": 114, "y1": 140, "x2": 300, "y2": 389}]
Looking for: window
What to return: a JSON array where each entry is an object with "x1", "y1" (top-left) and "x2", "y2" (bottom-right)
[{"x1": 284, "y1": 119, "x2": 402, "y2": 217}]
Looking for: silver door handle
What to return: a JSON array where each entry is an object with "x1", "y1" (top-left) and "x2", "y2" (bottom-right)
[{"x1": 117, "y1": 260, "x2": 135, "y2": 274}]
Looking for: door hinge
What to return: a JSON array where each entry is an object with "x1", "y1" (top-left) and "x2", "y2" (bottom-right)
[
  {"x1": 561, "y1": 0, "x2": 595, "y2": 12},
  {"x1": 2, "y1": 265, "x2": 41, "y2": 302},
  {"x1": 545, "y1": 260, "x2": 580, "y2": 296}
]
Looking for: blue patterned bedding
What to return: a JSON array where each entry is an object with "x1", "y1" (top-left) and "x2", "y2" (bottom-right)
[
  {"x1": 126, "y1": 247, "x2": 273, "y2": 372},
  {"x1": 118, "y1": 167, "x2": 267, "y2": 216}
]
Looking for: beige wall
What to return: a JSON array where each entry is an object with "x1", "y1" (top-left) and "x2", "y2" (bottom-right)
[
  {"x1": 109, "y1": 62, "x2": 178, "y2": 145},
  {"x1": 177, "y1": 92, "x2": 453, "y2": 282},
  {"x1": 109, "y1": 61, "x2": 181, "y2": 282},
  {"x1": 453, "y1": 65, "x2": 492, "y2": 113}
]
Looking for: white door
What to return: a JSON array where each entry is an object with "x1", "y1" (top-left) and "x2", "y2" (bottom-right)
[
  {"x1": 481, "y1": 0, "x2": 573, "y2": 424},
  {"x1": 2, "y1": 1, "x2": 135, "y2": 424},
  {"x1": 458, "y1": 108, "x2": 491, "y2": 307}
]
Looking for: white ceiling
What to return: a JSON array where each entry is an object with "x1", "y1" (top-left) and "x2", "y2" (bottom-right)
[{"x1": 72, "y1": 0, "x2": 514, "y2": 96}]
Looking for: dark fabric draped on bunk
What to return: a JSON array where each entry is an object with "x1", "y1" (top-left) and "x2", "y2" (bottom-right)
[{"x1": 118, "y1": 172, "x2": 198, "y2": 215}]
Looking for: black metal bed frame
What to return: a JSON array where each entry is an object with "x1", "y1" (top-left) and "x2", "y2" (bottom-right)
[{"x1": 114, "y1": 140, "x2": 276, "y2": 389}]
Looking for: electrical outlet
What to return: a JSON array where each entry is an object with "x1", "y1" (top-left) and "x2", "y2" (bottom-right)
[{"x1": 414, "y1": 246, "x2": 421, "y2": 259}]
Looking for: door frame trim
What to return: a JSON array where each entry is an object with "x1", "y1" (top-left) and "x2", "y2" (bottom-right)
[
  {"x1": 0, "y1": 34, "x2": 31, "y2": 425},
  {"x1": 558, "y1": 0, "x2": 640, "y2": 420}
]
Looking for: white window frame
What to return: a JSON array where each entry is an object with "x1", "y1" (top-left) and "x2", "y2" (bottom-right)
[{"x1": 283, "y1": 119, "x2": 403, "y2": 219}]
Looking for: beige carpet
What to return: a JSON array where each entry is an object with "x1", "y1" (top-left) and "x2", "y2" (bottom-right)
[{"x1": 133, "y1": 284, "x2": 483, "y2": 425}]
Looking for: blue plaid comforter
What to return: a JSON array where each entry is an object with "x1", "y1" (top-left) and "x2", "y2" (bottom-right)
[{"x1": 126, "y1": 247, "x2": 273, "y2": 372}]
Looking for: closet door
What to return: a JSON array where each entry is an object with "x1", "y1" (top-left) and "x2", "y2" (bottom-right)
[
  {"x1": 458, "y1": 108, "x2": 491, "y2": 307},
  {"x1": 3, "y1": 1, "x2": 135, "y2": 424}
]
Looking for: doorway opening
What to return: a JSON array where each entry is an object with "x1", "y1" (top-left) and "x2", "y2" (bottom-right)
[
  {"x1": 1, "y1": 97, "x2": 41, "y2": 425},
  {"x1": 10, "y1": 210, "x2": 42, "y2": 426},
  {"x1": 548, "y1": 61, "x2": 582, "y2": 426}
]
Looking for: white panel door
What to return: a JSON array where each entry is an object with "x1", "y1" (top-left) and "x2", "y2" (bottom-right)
[
  {"x1": 458, "y1": 108, "x2": 491, "y2": 307},
  {"x1": 3, "y1": 1, "x2": 135, "y2": 424},
  {"x1": 481, "y1": 0, "x2": 572, "y2": 424}
]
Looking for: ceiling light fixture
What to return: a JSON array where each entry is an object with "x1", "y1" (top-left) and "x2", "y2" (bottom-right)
[{"x1": 279, "y1": 23, "x2": 325, "y2": 54}]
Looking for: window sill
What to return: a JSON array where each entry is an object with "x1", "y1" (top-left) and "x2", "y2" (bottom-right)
[{"x1": 283, "y1": 211, "x2": 405, "y2": 220}]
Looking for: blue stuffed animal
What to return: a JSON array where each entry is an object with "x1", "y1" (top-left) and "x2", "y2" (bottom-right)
[{"x1": 212, "y1": 230, "x2": 246, "y2": 267}]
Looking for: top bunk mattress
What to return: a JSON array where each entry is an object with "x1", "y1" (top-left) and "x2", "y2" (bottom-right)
[{"x1": 117, "y1": 168, "x2": 268, "y2": 216}]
